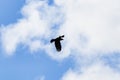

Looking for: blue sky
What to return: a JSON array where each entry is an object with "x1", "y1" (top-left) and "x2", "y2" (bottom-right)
[
  {"x1": 0, "y1": 0, "x2": 25, "y2": 25},
  {"x1": 0, "y1": 0, "x2": 120, "y2": 80},
  {"x1": 0, "y1": 50, "x2": 73, "y2": 80}
]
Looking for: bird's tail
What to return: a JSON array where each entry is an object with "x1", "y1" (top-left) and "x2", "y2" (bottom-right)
[{"x1": 50, "y1": 39, "x2": 55, "y2": 43}]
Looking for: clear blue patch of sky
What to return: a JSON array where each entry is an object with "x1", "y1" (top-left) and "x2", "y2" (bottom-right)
[
  {"x1": 0, "y1": 0, "x2": 25, "y2": 26},
  {"x1": 0, "y1": 0, "x2": 55, "y2": 26},
  {"x1": 48, "y1": 0, "x2": 54, "y2": 5},
  {"x1": 0, "y1": 44, "x2": 74, "y2": 80}
]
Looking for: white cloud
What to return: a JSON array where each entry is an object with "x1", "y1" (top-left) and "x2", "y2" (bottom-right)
[
  {"x1": 1, "y1": 0, "x2": 120, "y2": 79},
  {"x1": 55, "y1": 0, "x2": 120, "y2": 56},
  {"x1": 0, "y1": 0, "x2": 64, "y2": 57},
  {"x1": 54, "y1": 0, "x2": 120, "y2": 79},
  {"x1": 61, "y1": 62, "x2": 120, "y2": 80},
  {"x1": 1, "y1": 0, "x2": 120, "y2": 58}
]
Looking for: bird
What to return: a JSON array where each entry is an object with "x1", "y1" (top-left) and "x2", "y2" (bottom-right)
[{"x1": 50, "y1": 35, "x2": 64, "y2": 52}]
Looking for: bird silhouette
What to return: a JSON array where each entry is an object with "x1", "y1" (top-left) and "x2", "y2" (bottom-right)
[{"x1": 50, "y1": 35, "x2": 64, "y2": 52}]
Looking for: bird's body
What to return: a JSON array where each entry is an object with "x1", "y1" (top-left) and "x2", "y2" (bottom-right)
[
  {"x1": 50, "y1": 35, "x2": 64, "y2": 52},
  {"x1": 54, "y1": 38, "x2": 62, "y2": 51}
]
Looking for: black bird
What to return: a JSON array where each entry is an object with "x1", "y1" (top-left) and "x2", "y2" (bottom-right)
[{"x1": 50, "y1": 35, "x2": 64, "y2": 52}]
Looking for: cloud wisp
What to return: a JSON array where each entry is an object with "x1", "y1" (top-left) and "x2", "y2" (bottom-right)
[{"x1": 1, "y1": 0, "x2": 120, "y2": 80}]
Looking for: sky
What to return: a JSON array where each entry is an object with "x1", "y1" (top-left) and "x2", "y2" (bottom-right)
[{"x1": 0, "y1": 0, "x2": 120, "y2": 80}]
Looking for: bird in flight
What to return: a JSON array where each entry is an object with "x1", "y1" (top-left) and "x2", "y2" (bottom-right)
[{"x1": 50, "y1": 35, "x2": 64, "y2": 52}]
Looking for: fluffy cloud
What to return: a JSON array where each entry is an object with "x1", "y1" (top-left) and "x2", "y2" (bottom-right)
[
  {"x1": 1, "y1": 0, "x2": 120, "y2": 58},
  {"x1": 1, "y1": 0, "x2": 120, "y2": 79},
  {"x1": 55, "y1": 0, "x2": 120, "y2": 79},
  {"x1": 61, "y1": 62, "x2": 120, "y2": 80},
  {"x1": 55, "y1": 0, "x2": 120, "y2": 56},
  {"x1": 0, "y1": 0, "x2": 64, "y2": 57}
]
